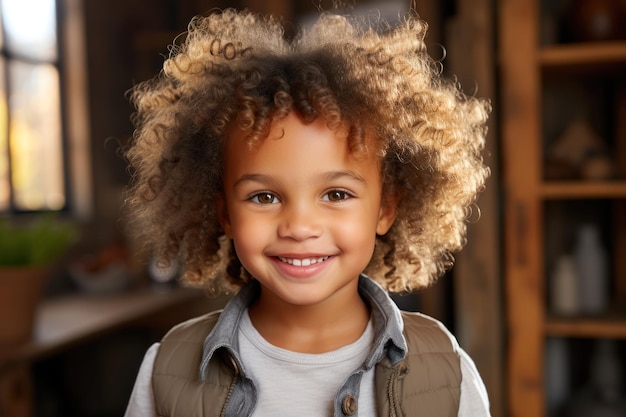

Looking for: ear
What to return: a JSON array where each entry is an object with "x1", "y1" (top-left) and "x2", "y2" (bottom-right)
[
  {"x1": 376, "y1": 194, "x2": 398, "y2": 236},
  {"x1": 216, "y1": 194, "x2": 233, "y2": 238}
]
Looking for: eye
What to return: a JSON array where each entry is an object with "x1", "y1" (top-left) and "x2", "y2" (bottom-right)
[
  {"x1": 323, "y1": 189, "x2": 353, "y2": 202},
  {"x1": 249, "y1": 192, "x2": 279, "y2": 204}
]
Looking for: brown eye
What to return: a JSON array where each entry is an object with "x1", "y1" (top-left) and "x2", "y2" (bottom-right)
[
  {"x1": 251, "y1": 192, "x2": 278, "y2": 204},
  {"x1": 324, "y1": 190, "x2": 351, "y2": 202}
]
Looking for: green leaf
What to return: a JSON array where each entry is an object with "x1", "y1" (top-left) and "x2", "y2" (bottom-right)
[{"x1": 0, "y1": 216, "x2": 78, "y2": 266}]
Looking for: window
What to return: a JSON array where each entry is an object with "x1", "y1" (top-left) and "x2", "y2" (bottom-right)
[{"x1": 0, "y1": 0, "x2": 91, "y2": 215}]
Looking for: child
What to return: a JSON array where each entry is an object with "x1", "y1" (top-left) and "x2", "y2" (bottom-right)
[{"x1": 124, "y1": 6, "x2": 491, "y2": 417}]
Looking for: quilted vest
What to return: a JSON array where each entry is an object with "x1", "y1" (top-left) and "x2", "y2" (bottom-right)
[{"x1": 152, "y1": 311, "x2": 461, "y2": 417}]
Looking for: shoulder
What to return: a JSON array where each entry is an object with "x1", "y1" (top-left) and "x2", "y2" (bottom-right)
[
  {"x1": 155, "y1": 310, "x2": 223, "y2": 376},
  {"x1": 400, "y1": 311, "x2": 460, "y2": 353},
  {"x1": 401, "y1": 312, "x2": 491, "y2": 415},
  {"x1": 402, "y1": 311, "x2": 490, "y2": 417},
  {"x1": 161, "y1": 310, "x2": 223, "y2": 343}
]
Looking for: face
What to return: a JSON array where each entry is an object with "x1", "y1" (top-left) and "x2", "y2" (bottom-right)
[{"x1": 219, "y1": 112, "x2": 396, "y2": 309}]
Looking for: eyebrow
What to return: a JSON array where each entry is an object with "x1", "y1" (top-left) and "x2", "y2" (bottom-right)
[
  {"x1": 233, "y1": 174, "x2": 275, "y2": 188},
  {"x1": 233, "y1": 170, "x2": 366, "y2": 188},
  {"x1": 322, "y1": 170, "x2": 366, "y2": 183}
]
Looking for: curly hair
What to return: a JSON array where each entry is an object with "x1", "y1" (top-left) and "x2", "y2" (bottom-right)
[{"x1": 125, "y1": 8, "x2": 490, "y2": 294}]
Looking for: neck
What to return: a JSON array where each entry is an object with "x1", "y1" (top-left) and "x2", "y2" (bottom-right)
[{"x1": 248, "y1": 281, "x2": 370, "y2": 353}]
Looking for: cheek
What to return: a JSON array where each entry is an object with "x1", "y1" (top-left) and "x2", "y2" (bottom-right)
[
  {"x1": 332, "y1": 212, "x2": 378, "y2": 251},
  {"x1": 229, "y1": 213, "x2": 271, "y2": 253}
]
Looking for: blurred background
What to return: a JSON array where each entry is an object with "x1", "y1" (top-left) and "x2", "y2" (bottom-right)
[{"x1": 0, "y1": 0, "x2": 625, "y2": 416}]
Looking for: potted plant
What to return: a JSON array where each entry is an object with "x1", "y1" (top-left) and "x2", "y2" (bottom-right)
[{"x1": 0, "y1": 216, "x2": 77, "y2": 344}]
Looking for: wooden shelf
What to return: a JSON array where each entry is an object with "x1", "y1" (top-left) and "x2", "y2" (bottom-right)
[
  {"x1": 545, "y1": 315, "x2": 626, "y2": 339},
  {"x1": 0, "y1": 285, "x2": 223, "y2": 367},
  {"x1": 539, "y1": 41, "x2": 626, "y2": 67},
  {"x1": 501, "y1": 2, "x2": 626, "y2": 416},
  {"x1": 540, "y1": 181, "x2": 626, "y2": 199},
  {"x1": 0, "y1": 284, "x2": 230, "y2": 417}
]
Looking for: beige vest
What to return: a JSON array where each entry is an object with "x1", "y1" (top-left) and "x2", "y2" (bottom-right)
[{"x1": 153, "y1": 311, "x2": 461, "y2": 417}]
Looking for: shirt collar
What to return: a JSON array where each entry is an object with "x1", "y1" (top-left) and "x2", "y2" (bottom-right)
[
  {"x1": 199, "y1": 274, "x2": 407, "y2": 380},
  {"x1": 358, "y1": 275, "x2": 407, "y2": 367}
]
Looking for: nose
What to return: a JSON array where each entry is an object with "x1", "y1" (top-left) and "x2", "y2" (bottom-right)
[{"x1": 277, "y1": 201, "x2": 323, "y2": 241}]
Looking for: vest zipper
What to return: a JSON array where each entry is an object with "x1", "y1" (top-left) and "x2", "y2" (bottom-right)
[
  {"x1": 387, "y1": 367, "x2": 400, "y2": 417},
  {"x1": 219, "y1": 374, "x2": 238, "y2": 417},
  {"x1": 219, "y1": 351, "x2": 240, "y2": 417}
]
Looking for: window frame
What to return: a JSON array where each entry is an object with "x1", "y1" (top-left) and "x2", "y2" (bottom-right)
[
  {"x1": 0, "y1": 0, "x2": 92, "y2": 218},
  {"x1": 61, "y1": 0, "x2": 92, "y2": 219}
]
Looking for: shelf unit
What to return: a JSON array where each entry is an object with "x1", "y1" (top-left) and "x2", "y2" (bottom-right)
[{"x1": 500, "y1": 1, "x2": 626, "y2": 416}]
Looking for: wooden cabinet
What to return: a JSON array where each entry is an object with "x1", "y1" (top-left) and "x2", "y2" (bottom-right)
[{"x1": 499, "y1": 1, "x2": 626, "y2": 416}]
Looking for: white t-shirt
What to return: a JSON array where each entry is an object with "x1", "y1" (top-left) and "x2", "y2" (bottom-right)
[
  {"x1": 124, "y1": 313, "x2": 491, "y2": 416},
  {"x1": 239, "y1": 311, "x2": 376, "y2": 416}
]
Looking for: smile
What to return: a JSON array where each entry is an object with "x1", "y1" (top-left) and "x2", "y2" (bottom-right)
[{"x1": 277, "y1": 256, "x2": 330, "y2": 267}]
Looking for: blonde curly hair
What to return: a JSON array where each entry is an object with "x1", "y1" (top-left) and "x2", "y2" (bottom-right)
[{"x1": 125, "y1": 8, "x2": 490, "y2": 294}]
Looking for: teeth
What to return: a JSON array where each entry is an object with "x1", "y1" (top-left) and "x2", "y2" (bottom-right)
[{"x1": 278, "y1": 256, "x2": 329, "y2": 266}]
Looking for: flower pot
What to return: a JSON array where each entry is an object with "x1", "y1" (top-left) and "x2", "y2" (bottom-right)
[{"x1": 0, "y1": 266, "x2": 49, "y2": 345}]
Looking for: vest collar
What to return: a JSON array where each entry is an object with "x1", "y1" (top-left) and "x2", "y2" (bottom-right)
[{"x1": 199, "y1": 274, "x2": 407, "y2": 381}]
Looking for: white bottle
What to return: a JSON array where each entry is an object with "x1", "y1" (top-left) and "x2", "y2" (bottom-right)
[
  {"x1": 550, "y1": 255, "x2": 579, "y2": 316},
  {"x1": 573, "y1": 224, "x2": 609, "y2": 314}
]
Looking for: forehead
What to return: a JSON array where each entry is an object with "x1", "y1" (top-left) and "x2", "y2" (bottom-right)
[{"x1": 222, "y1": 112, "x2": 381, "y2": 181}]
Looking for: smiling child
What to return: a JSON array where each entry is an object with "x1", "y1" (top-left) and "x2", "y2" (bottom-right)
[{"x1": 124, "y1": 7, "x2": 491, "y2": 417}]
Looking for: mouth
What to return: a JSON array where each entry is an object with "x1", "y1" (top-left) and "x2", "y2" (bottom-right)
[{"x1": 276, "y1": 256, "x2": 330, "y2": 267}]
